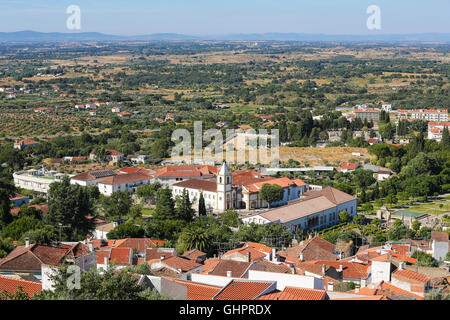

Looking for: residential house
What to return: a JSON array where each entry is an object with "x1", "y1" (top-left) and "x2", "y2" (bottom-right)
[
  {"x1": 0, "y1": 275, "x2": 42, "y2": 299},
  {"x1": 13, "y1": 139, "x2": 39, "y2": 151},
  {"x1": 148, "y1": 256, "x2": 203, "y2": 281}
]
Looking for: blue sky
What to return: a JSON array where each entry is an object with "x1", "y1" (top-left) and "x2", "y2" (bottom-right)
[{"x1": 0, "y1": 0, "x2": 448, "y2": 35}]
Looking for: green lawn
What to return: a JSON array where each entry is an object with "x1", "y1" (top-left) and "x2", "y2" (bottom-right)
[{"x1": 141, "y1": 208, "x2": 155, "y2": 217}]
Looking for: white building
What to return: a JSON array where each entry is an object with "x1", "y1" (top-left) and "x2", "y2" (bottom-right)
[
  {"x1": 411, "y1": 109, "x2": 448, "y2": 122},
  {"x1": 241, "y1": 187, "x2": 357, "y2": 233},
  {"x1": 97, "y1": 172, "x2": 152, "y2": 196},
  {"x1": 13, "y1": 169, "x2": 66, "y2": 194}
]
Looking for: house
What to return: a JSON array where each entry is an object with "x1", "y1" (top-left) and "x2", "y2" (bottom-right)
[
  {"x1": 0, "y1": 275, "x2": 42, "y2": 299},
  {"x1": 96, "y1": 248, "x2": 133, "y2": 272},
  {"x1": 212, "y1": 280, "x2": 276, "y2": 300},
  {"x1": 161, "y1": 277, "x2": 221, "y2": 300},
  {"x1": 114, "y1": 238, "x2": 166, "y2": 255},
  {"x1": 221, "y1": 246, "x2": 267, "y2": 263},
  {"x1": 428, "y1": 122, "x2": 450, "y2": 142},
  {"x1": 258, "y1": 286, "x2": 328, "y2": 300},
  {"x1": 431, "y1": 231, "x2": 449, "y2": 262},
  {"x1": 340, "y1": 162, "x2": 360, "y2": 173},
  {"x1": 0, "y1": 241, "x2": 81, "y2": 280},
  {"x1": 96, "y1": 171, "x2": 152, "y2": 196},
  {"x1": 242, "y1": 187, "x2": 357, "y2": 233},
  {"x1": 350, "y1": 281, "x2": 424, "y2": 300},
  {"x1": 278, "y1": 236, "x2": 339, "y2": 262},
  {"x1": 111, "y1": 107, "x2": 121, "y2": 113},
  {"x1": 13, "y1": 139, "x2": 39, "y2": 151},
  {"x1": 89, "y1": 149, "x2": 125, "y2": 164},
  {"x1": 118, "y1": 111, "x2": 131, "y2": 118},
  {"x1": 93, "y1": 222, "x2": 118, "y2": 239},
  {"x1": 182, "y1": 250, "x2": 207, "y2": 264},
  {"x1": 391, "y1": 265, "x2": 431, "y2": 297},
  {"x1": 204, "y1": 259, "x2": 253, "y2": 278},
  {"x1": 148, "y1": 256, "x2": 203, "y2": 280},
  {"x1": 70, "y1": 169, "x2": 117, "y2": 187}
]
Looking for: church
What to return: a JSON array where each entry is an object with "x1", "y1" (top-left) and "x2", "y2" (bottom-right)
[{"x1": 171, "y1": 162, "x2": 308, "y2": 213}]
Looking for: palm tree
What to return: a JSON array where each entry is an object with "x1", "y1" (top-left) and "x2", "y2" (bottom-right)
[{"x1": 179, "y1": 226, "x2": 209, "y2": 252}]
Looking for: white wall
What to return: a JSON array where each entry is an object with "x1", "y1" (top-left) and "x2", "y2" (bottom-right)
[
  {"x1": 191, "y1": 273, "x2": 235, "y2": 287},
  {"x1": 247, "y1": 270, "x2": 324, "y2": 290},
  {"x1": 370, "y1": 261, "x2": 391, "y2": 284}
]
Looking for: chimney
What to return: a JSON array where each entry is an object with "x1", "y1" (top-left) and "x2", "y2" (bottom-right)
[
  {"x1": 299, "y1": 252, "x2": 304, "y2": 262},
  {"x1": 104, "y1": 256, "x2": 108, "y2": 266},
  {"x1": 226, "y1": 271, "x2": 232, "y2": 277},
  {"x1": 160, "y1": 255, "x2": 165, "y2": 261},
  {"x1": 247, "y1": 252, "x2": 251, "y2": 263},
  {"x1": 338, "y1": 263, "x2": 343, "y2": 272},
  {"x1": 271, "y1": 248, "x2": 276, "y2": 262},
  {"x1": 25, "y1": 238, "x2": 30, "y2": 248},
  {"x1": 321, "y1": 264, "x2": 326, "y2": 276},
  {"x1": 399, "y1": 262, "x2": 405, "y2": 270}
]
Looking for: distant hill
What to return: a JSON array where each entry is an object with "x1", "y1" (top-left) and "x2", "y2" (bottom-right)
[{"x1": 1, "y1": 31, "x2": 450, "y2": 42}]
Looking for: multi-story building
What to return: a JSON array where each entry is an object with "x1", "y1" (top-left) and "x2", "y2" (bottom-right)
[
  {"x1": 411, "y1": 109, "x2": 448, "y2": 122},
  {"x1": 354, "y1": 109, "x2": 380, "y2": 122},
  {"x1": 241, "y1": 187, "x2": 357, "y2": 233},
  {"x1": 13, "y1": 169, "x2": 66, "y2": 194},
  {"x1": 428, "y1": 121, "x2": 450, "y2": 142}
]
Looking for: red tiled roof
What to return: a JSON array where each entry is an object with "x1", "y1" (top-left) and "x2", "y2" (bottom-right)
[
  {"x1": 352, "y1": 281, "x2": 424, "y2": 300},
  {"x1": 98, "y1": 172, "x2": 151, "y2": 185},
  {"x1": 392, "y1": 269, "x2": 430, "y2": 284},
  {"x1": 0, "y1": 275, "x2": 42, "y2": 299},
  {"x1": 244, "y1": 242, "x2": 273, "y2": 254},
  {"x1": 312, "y1": 260, "x2": 370, "y2": 280},
  {"x1": 164, "y1": 277, "x2": 221, "y2": 300},
  {"x1": 222, "y1": 246, "x2": 266, "y2": 262},
  {"x1": 279, "y1": 236, "x2": 337, "y2": 262},
  {"x1": 71, "y1": 169, "x2": 116, "y2": 182},
  {"x1": 160, "y1": 256, "x2": 202, "y2": 272},
  {"x1": 113, "y1": 238, "x2": 165, "y2": 251},
  {"x1": 258, "y1": 286, "x2": 327, "y2": 300},
  {"x1": 340, "y1": 162, "x2": 359, "y2": 170},
  {"x1": 182, "y1": 249, "x2": 207, "y2": 261},
  {"x1": 172, "y1": 179, "x2": 217, "y2": 192},
  {"x1": 0, "y1": 244, "x2": 68, "y2": 271},
  {"x1": 109, "y1": 248, "x2": 132, "y2": 265},
  {"x1": 207, "y1": 260, "x2": 251, "y2": 278},
  {"x1": 213, "y1": 280, "x2": 274, "y2": 300}
]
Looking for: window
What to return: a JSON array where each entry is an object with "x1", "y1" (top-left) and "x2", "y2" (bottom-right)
[{"x1": 220, "y1": 177, "x2": 222, "y2": 184}]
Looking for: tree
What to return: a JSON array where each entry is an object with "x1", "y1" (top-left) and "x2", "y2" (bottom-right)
[
  {"x1": 352, "y1": 169, "x2": 376, "y2": 189},
  {"x1": 221, "y1": 209, "x2": 240, "y2": 228},
  {"x1": 442, "y1": 127, "x2": 450, "y2": 147},
  {"x1": 198, "y1": 193, "x2": 207, "y2": 216},
  {"x1": 33, "y1": 266, "x2": 163, "y2": 300},
  {"x1": 259, "y1": 184, "x2": 284, "y2": 208},
  {"x1": 338, "y1": 210, "x2": 351, "y2": 223},
  {"x1": 136, "y1": 182, "x2": 161, "y2": 205},
  {"x1": 18, "y1": 206, "x2": 43, "y2": 220},
  {"x1": 411, "y1": 250, "x2": 437, "y2": 267},
  {"x1": 102, "y1": 190, "x2": 132, "y2": 220},
  {"x1": 353, "y1": 215, "x2": 365, "y2": 225},
  {"x1": 1, "y1": 216, "x2": 44, "y2": 240},
  {"x1": 175, "y1": 189, "x2": 195, "y2": 222},
  {"x1": 44, "y1": 176, "x2": 95, "y2": 241},
  {"x1": 153, "y1": 188, "x2": 175, "y2": 220},
  {"x1": 361, "y1": 203, "x2": 374, "y2": 214},
  {"x1": 22, "y1": 225, "x2": 59, "y2": 246},
  {"x1": 178, "y1": 225, "x2": 210, "y2": 252},
  {"x1": 128, "y1": 205, "x2": 143, "y2": 221},
  {"x1": 107, "y1": 222, "x2": 145, "y2": 239},
  {"x1": 144, "y1": 219, "x2": 186, "y2": 241},
  {"x1": 0, "y1": 169, "x2": 15, "y2": 229},
  {"x1": 0, "y1": 237, "x2": 14, "y2": 258}
]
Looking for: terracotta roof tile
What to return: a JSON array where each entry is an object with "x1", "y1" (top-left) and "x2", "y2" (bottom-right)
[
  {"x1": 208, "y1": 260, "x2": 251, "y2": 278},
  {"x1": 0, "y1": 275, "x2": 42, "y2": 299},
  {"x1": 161, "y1": 256, "x2": 202, "y2": 272},
  {"x1": 392, "y1": 269, "x2": 430, "y2": 284},
  {"x1": 213, "y1": 280, "x2": 274, "y2": 300},
  {"x1": 164, "y1": 277, "x2": 221, "y2": 300},
  {"x1": 258, "y1": 286, "x2": 327, "y2": 300}
]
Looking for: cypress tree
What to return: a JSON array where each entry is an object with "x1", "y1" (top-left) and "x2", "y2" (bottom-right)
[{"x1": 198, "y1": 193, "x2": 207, "y2": 216}]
